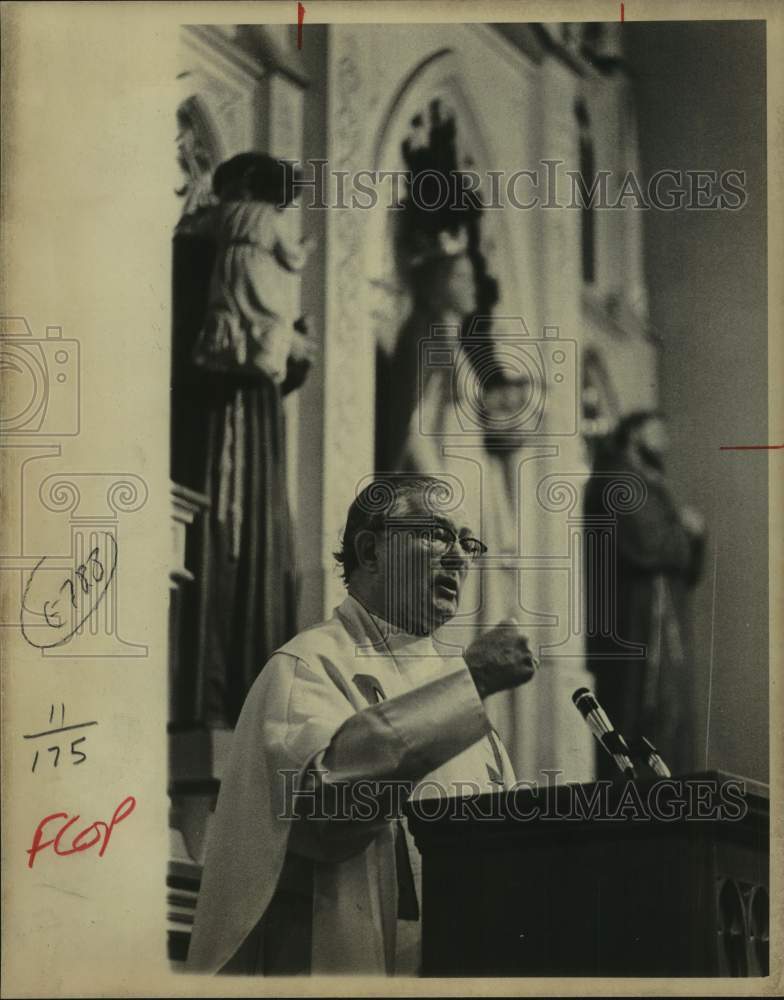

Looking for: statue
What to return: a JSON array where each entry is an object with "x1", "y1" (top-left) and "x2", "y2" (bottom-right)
[
  {"x1": 192, "y1": 152, "x2": 315, "y2": 384},
  {"x1": 376, "y1": 238, "x2": 477, "y2": 474},
  {"x1": 376, "y1": 98, "x2": 498, "y2": 475},
  {"x1": 584, "y1": 411, "x2": 706, "y2": 777},
  {"x1": 373, "y1": 98, "x2": 559, "y2": 770},
  {"x1": 177, "y1": 152, "x2": 316, "y2": 727}
]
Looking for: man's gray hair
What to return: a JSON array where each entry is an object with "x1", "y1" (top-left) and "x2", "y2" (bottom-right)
[{"x1": 333, "y1": 474, "x2": 456, "y2": 585}]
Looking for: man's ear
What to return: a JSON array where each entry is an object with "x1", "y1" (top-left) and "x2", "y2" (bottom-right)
[{"x1": 354, "y1": 529, "x2": 379, "y2": 573}]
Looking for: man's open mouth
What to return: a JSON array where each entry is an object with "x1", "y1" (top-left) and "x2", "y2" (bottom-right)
[{"x1": 434, "y1": 575, "x2": 459, "y2": 597}]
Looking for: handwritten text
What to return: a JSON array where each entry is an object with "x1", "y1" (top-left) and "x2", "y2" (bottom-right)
[
  {"x1": 25, "y1": 703, "x2": 98, "y2": 772},
  {"x1": 27, "y1": 796, "x2": 136, "y2": 869},
  {"x1": 21, "y1": 534, "x2": 117, "y2": 648}
]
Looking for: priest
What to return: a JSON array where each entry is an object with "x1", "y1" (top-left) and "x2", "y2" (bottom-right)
[{"x1": 186, "y1": 475, "x2": 538, "y2": 976}]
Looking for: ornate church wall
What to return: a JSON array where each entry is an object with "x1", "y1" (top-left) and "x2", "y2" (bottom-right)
[
  {"x1": 170, "y1": 20, "x2": 663, "y2": 785},
  {"x1": 316, "y1": 23, "x2": 599, "y2": 780}
]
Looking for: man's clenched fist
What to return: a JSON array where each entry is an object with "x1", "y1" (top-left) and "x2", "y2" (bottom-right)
[{"x1": 464, "y1": 618, "x2": 539, "y2": 700}]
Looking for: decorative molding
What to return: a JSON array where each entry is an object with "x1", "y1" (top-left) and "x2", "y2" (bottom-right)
[
  {"x1": 484, "y1": 23, "x2": 546, "y2": 67},
  {"x1": 534, "y1": 23, "x2": 625, "y2": 79},
  {"x1": 262, "y1": 73, "x2": 305, "y2": 162},
  {"x1": 233, "y1": 25, "x2": 311, "y2": 90},
  {"x1": 366, "y1": 47, "x2": 529, "y2": 364},
  {"x1": 534, "y1": 23, "x2": 589, "y2": 77},
  {"x1": 170, "y1": 482, "x2": 208, "y2": 586},
  {"x1": 175, "y1": 95, "x2": 220, "y2": 225},
  {"x1": 320, "y1": 30, "x2": 378, "y2": 610},
  {"x1": 182, "y1": 25, "x2": 266, "y2": 87},
  {"x1": 179, "y1": 26, "x2": 265, "y2": 165}
]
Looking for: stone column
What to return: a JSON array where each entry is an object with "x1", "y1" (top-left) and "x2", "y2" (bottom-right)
[
  {"x1": 321, "y1": 28, "x2": 376, "y2": 614},
  {"x1": 526, "y1": 54, "x2": 596, "y2": 781},
  {"x1": 259, "y1": 66, "x2": 307, "y2": 525}
]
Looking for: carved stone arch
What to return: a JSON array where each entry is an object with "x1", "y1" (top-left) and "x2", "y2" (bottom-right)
[
  {"x1": 175, "y1": 89, "x2": 224, "y2": 225},
  {"x1": 177, "y1": 89, "x2": 225, "y2": 165},
  {"x1": 365, "y1": 49, "x2": 522, "y2": 354},
  {"x1": 174, "y1": 31, "x2": 263, "y2": 229}
]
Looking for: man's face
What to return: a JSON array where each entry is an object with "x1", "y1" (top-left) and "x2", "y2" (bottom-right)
[{"x1": 376, "y1": 494, "x2": 480, "y2": 635}]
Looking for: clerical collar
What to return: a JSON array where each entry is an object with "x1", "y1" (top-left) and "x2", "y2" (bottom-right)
[
  {"x1": 343, "y1": 590, "x2": 423, "y2": 645},
  {"x1": 343, "y1": 591, "x2": 457, "y2": 659}
]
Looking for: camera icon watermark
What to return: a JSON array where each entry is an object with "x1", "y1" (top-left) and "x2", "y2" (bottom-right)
[
  {"x1": 0, "y1": 318, "x2": 80, "y2": 436},
  {"x1": 418, "y1": 316, "x2": 578, "y2": 440}
]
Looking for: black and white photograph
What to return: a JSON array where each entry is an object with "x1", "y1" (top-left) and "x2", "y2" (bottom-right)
[
  {"x1": 168, "y1": 11, "x2": 770, "y2": 980},
  {"x1": 1, "y1": 1, "x2": 780, "y2": 995}
]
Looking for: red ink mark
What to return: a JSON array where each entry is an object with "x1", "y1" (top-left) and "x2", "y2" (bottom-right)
[
  {"x1": 26, "y1": 796, "x2": 136, "y2": 869},
  {"x1": 719, "y1": 443, "x2": 784, "y2": 451},
  {"x1": 297, "y1": 2, "x2": 306, "y2": 50},
  {"x1": 620, "y1": 2, "x2": 625, "y2": 21}
]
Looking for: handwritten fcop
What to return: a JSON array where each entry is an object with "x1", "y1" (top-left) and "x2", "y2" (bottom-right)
[{"x1": 27, "y1": 796, "x2": 136, "y2": 869}]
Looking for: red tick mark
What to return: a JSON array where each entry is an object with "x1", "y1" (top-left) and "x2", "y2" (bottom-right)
[
  {"x1": 297, "y1": 2, "x2": 306, "y2": 50},
  {"x1": 719, "y1": 443, "x2": 783, "y2": 451},
  {"x1": 620, "y1": 2, "x2": 625, "y2": 21}
]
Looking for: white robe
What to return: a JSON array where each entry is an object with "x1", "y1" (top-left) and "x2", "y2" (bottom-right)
[{"x1": 186, "y1": 594, "x2": 516, "y2": 976}]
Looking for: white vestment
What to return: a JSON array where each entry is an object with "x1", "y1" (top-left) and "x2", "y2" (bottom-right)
[{"x1": 186, "y1": 594, "x2": 516, "y2": 976}]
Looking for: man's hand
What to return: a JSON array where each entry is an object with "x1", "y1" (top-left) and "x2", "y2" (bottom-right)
[{"x1": 465, "y1": 619, "x2": 539, "y2": 700}]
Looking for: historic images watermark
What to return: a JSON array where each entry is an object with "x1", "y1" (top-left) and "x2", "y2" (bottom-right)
[
  {"x1": 1, "y1": 316, "x2": 149, "y2": 657},
  {"x1": 417, "y1": 316, "x2": 578, "y2": 439},
  {"x1": 278, "y1": 769, "x2": 749, "y2": 824},
  {"x1": 283, "y1": 160, "x2": 749, "y2": 212}
]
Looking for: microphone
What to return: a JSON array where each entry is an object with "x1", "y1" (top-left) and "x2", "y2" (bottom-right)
[
  {"x1": 633, "y1": 736, "x2": 672, "y2": 778},
  {"x1": 572, "y1": 688, "x2": 637, "y2": 779}
]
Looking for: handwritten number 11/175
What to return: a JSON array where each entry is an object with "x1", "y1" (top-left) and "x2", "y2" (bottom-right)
[
  {"x1": 25, "y1": 705, "x2": 97, "y2": 773},
  {"x1": 32, "y1": 737, "x2": 87, "y2": 772}
]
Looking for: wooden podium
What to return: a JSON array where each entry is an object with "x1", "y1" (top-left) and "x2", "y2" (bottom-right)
[{"x1": 405, "y1": 771, "x2": 768, "y2": 978}]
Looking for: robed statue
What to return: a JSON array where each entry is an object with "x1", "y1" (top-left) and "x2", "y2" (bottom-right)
[
  {"x1": 584, "y1": 411, "x2": 705, "y2": 777},
  {"x1": 172, "y1": 151, "x2": 316, "y2": 727}
]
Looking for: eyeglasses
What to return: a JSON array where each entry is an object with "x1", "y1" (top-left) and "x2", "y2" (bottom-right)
[{"x1": 420, "y1": 523, "x2": 488, "y2": 561}]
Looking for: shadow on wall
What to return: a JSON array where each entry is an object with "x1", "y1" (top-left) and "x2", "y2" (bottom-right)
[{"x1": 625, "y1": 20, "x2": 768, "y2": 781}]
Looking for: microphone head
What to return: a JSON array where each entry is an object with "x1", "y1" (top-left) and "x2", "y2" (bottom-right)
[
  {"x1": 572, "y1": 687, "x2": 591, "y2": 705},
  {"x1": 572, "y1": 688, "x2": 598, "y2": 718}
]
